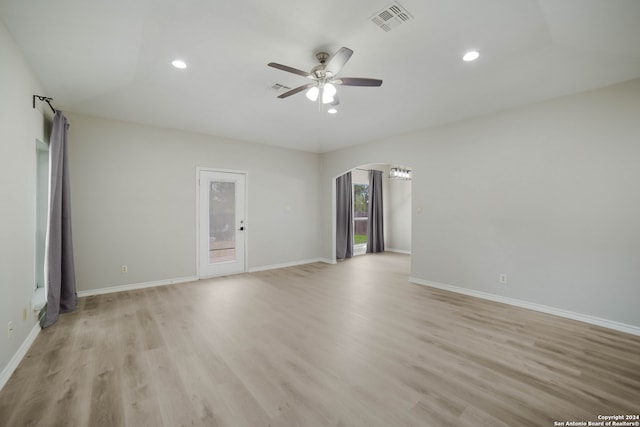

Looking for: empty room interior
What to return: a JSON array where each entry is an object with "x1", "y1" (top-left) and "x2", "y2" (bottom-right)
[{"x1": 1, "y1": 1, "x2": 639, "y2": 426}]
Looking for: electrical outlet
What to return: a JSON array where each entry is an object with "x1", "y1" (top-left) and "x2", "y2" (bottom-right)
[
  {"x1": 121, "y1": 265, "x2": 128, "y2": 273},
  {"x1": 8, "y1": 321, "x2": 14, "y2": 338},
  {"x1": 499, "y1": 274, "x2": 508, "y2": 284}
]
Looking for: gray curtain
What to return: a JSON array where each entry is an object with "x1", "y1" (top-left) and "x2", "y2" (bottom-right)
[
  {"x1": 43, "y1": 111, "x2": 77, "y2": 328},
  {"x1": 366, "y1": 170, "x2": 385, "y2": 253},
  {"x1": 336, "y1": 172, "x2": 353, "y2": 260}
]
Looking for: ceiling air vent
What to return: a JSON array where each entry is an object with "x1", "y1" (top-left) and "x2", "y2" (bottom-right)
[
  {"x1": 272, "y1": 83, "x2": 291, "y2": 91},
  {"x1": 371, "y1": 2, "x2": 413, "y2": 32}
]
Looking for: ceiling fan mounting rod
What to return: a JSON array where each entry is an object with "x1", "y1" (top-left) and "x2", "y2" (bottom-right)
[{"x1": 315, "y1": 52, "x2": 330, "y2": 64}]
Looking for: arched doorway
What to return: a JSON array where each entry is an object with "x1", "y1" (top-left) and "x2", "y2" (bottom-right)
[{"x1": 332, "y1": 163, "x2": 412, "y2": 261}]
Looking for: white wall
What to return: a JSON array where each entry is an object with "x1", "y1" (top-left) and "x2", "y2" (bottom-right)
[
  {"x1": 387, "y1": 177, "x2": 411, "y2": 253},
  {"x1": 66, "y1": 113, "x2": 323, "y2": 292},
  {"x1": 0, "y1": 21, "x2": 49, "y2": 381},
  {"x1": 321, "y1": 78, "x2": 640, "y2": 329}
]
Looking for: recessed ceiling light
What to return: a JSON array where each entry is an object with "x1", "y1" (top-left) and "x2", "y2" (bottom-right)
[
  {"x1": 328, "y1": 108, "x2": 338, "y2": 114},
  {"x1": 462, "y1": 51, "x2": 479, "y2": 62},
  {"x1": 171, "y1": 59, "x2": 187, "y2": 69}
]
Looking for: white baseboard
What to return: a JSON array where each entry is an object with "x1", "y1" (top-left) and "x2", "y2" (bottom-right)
[
  {"x1": 387, "y1": 248, "x2": 412, "y2": 255},
  {"x1": 248, "y1": 258, "x2": 333, "y2": 273},
  {"x1": 77, "y1": 259, "x2": 338, "y2": 296},
  {"x1": 409, "y1": 277, "x2": 640, "y2": 337},
  {"x1": 77, "y1": 275, "x2": 199, "y2": 298},
  {"x1": 0, "y1": 322, "x2": 41, "y2": 392}
]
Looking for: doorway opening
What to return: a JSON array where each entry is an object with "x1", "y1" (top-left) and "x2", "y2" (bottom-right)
[{"x1": 334, "y1": 163, "x2": 412, "y2": 261}]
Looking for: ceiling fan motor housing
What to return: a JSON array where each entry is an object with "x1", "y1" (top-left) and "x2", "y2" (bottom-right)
[{"x1": 312, "y1": 52, "x2": 331, "y2": 79}]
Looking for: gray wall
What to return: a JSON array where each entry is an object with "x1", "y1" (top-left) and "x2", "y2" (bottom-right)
[
  {"x1": 66, "y1": 113, "x2": 322, "y2": 291},
  {"x1": 321, "y1": 78, "x2": 640, "y2": 328},
  {"x1": 0, "y1": 21, "x2": 49, "y2": 379}
]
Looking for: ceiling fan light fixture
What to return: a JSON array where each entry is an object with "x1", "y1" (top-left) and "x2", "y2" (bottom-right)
[
  {"x1": 328, "y1": 108, "x2": 338, "y2": 114},
  {"x1": 306, "y1": 86, "x2": 319, "y2": 101},
  {"x1": 322, "y1": 83, "x2": 336, "y2": 104}
]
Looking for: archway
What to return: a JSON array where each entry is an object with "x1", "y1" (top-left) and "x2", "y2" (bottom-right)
[{"x1": 331, "y1": 162, "x2": 412, "y2": 262}]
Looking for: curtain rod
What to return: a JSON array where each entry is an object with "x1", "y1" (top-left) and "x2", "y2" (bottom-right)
[
  {"x1": 33, "y1": 95, "x2": 56, "y2": 113},
  {"x1": 355, "y1": 167, "x2": 383, "y2": 172}
]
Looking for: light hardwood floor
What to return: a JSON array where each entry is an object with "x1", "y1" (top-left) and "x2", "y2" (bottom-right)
[{"x1": 1, "y1": 253, "x2": 639, "y2": 426}]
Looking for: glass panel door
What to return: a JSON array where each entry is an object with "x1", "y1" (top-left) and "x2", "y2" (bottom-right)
[
  {"x1": 209, "y1": 181, "x2": 236, "y2": 264},
  {"x1": 199, "y1": 170, "x2": 246, "y2": 277}
]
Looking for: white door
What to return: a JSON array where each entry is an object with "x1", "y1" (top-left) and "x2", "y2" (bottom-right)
[{"x1": 198, "y1": 170, "x2": 246, "y2": 278}]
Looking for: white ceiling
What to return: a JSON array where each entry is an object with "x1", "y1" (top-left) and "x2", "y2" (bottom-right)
[{"x1": 2, "y1": 0, "x2": 640, "y2": 153}]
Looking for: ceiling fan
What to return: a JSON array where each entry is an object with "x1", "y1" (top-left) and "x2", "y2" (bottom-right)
[{"x1": 268, "y1": 47, "x2": 383, "y2": 111}]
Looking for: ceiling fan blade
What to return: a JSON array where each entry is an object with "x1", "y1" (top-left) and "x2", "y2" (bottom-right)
[
  {"x1": 333, "y1": 77, "x2": 383, "y2": 87},
  {"x1": 277, "y1": 83, "x2": 316, "y2": 99},
  {"x1": 324, "y1": 47, "x2": 353, "y2": 76},
  {"x1": 268, "y1": 62, "x2": 313, "y2": 79}
]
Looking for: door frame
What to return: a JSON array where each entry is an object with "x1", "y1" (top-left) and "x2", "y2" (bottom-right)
[{"x1": 196, "y1": 167, "x2": 248, "y2": 279}]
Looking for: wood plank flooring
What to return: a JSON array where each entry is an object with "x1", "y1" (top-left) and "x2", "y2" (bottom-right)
[{"x1": 1, "y1": 253, "x2": 639, "y2": 426}]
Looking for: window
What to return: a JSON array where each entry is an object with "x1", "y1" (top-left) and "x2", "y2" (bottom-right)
[
  {"x1": 33, "y1": 139, "x2": 49, "y2": 314},
  {"x1": 35, "y1": 139, "x2": 49, "y2": 289},
  {"x1": 353, "y1": 183, "x2": 369, "y2": 250}
]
